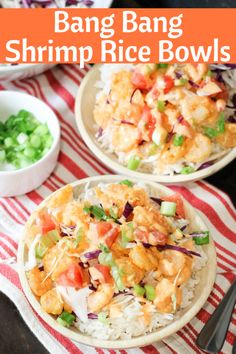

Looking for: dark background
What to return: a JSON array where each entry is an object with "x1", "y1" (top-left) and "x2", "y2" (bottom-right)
[{"x1": 0, "y1": 0, "x2": 235, "y2": 353}]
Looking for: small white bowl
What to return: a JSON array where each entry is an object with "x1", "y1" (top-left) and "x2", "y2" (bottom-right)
[
  {"x1": 18, "y1": 175, "x2": 217, "y2": 349},
  {"x1": 0, "y1": 91, "x2": 60, "y2": 197},
  {"x1": 75, "y1": 64, "x2": 236, "y2": 184},
  {"x1": 0, "y1": 64, "x2": 55, "y2": 82}
]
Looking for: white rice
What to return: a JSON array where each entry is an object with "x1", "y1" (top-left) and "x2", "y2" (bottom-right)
[{"x1": 95, "y1": 64, "x2": 234, "y2": 176}]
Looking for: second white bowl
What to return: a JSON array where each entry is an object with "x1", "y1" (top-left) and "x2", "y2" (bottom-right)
[{"x1": 0, "y1": 91, "x2": 60, "y2": 197}]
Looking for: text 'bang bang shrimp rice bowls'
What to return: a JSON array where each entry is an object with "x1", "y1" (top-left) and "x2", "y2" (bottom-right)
[
  {"x1": 18, "y1": 175, "x2": 216, "y2": 349},
  {"x1": 75, "y1": 63, "x2": 236, "y2": 183}
]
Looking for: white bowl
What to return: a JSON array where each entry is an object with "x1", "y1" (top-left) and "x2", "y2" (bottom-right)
[
  {"x1": 0, "y1": 91, "x2": 60, "y2": 197},
  {"x1": 75, "y1": 64, "x2": 236, "y2": 184},
  {"x1": 18, "y1": 175, "x2": 217, "y2": 349},
  {"x1": 0, "y1": 64, "x2": 55, "y2": 82}
]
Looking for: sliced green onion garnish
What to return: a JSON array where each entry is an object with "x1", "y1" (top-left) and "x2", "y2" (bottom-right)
[
  {"x1": 160, "y1": 201, "x2": 177, "y2": 216},
  {"x1": 217, "y1": 112, "x2": 225, "y2": 134},
  {"x1": 181, "y1": 166, "x2": 195, "y2": 174},
  {"x1": 35, "y1": 242, "x2": 48, "y2": 259},
  {"x1": 109, "y1": 205, "x2": 119, "y2": 219},
  {"x1": 179, "y1": 78, "x2": 188, "y2": 85},
  {"x1": 0, "y1": 150, "x2": 6, "y2": 162},
  {"x1": 144, "y1": 284, "x2": 156, "y2": 301},
  {"x1": 98, "y1": 311, "x2": 108, "y2": 324},
  {"x1": 203, "y1": 127, "x2": 218, "y2": 139},
  {"x1": 57, "y1": 311, "x2": 75, "y2": 327},
  {"x1": 157, "y1": 100, "x2": 165, "y2": 113},
  {"x1": 127, "y1": 156, "x2": 141, "y2": 171},
  {"x1": 133, "y1": 284, "x2": 145, "y2": 297},
  {"x1": 0, "y1": 110, "x2": 53, "y2": 171},
  {"x1": 84, "y1": 205, "x2": 109, "y2": 221},
  {"x1": 120, "y1": 222, "x2": 133, "y2": 248},
  {"x1": 148, "y1": 142, "x2": 159, "y2": 156},
  {"x1": 73, "y1": 227, "x2": 84, "y2": 247},
  {"x1": 206, "y1": 70, "x2": 213, "y2": 77},
  {"x1": 192, "y1": 231, "x2": 210, "y2": 245},
  {"x1": 171, "y1": 294, "x2": 177, "y2": 312},
  {"x1": 119, "y1": 179, "x2": 133, "y2": 187},
  {"x1": 173, "y1": 135, "x2": 184, "y2": 147},
  {"x1": 111, "y1": 266, "x2": 124, "y2": 291},
  {"x1": 158, "y1": 63, "x2": 168, "y2": 69}
]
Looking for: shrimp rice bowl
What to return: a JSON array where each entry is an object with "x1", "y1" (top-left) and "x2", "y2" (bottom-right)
[{"x1": 23, "y1": 178, "x2": 210, "y2": 340}]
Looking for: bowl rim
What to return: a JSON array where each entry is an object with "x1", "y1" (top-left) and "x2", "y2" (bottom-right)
[
  {"x1": 75, "y1": 64, "x2": 236, "y2": 183},
  {"x1": 0, "y1": 90, "x2": 60, "y2": 176},
  {"x1": 17, "y1": 174, "x2": 217, "y2": 349}
]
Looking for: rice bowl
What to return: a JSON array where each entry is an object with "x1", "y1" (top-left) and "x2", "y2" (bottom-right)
[
  {"x1": 18, "y1": 175, "x2": 216, "y2": 349},
  {"x1": 75, "y1": 64, "x2": 236, "y2": 183}
]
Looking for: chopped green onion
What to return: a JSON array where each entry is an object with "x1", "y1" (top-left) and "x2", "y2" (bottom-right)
[
  {"x1": 98, "y1": 311, "x2": 108, "y2": 324},
  {"x1": 0, "y1": 150, "x2": 6, "y2": 162},
  {"x1": 173, "y1": 135, "x2": 184, "y2": 147},
  {"x1": 73, "y1": 227, "x2": 84, "y2": 247},
  {"x1": 4, "y1": 137, "x2": 14, "y2": 148},
  {"x1": 57, "y1": 311, "x2": 75, "y2": 327},
  {"x1": 109, "y1": 205, "x2": 118, "y2": 219},
  {"x1": 158, "y1": 64, "x2": 168, "y2": 69},
  {"x1": 133, "y1": 284, "x2": 145, "y2": 297},
  {"x1": 181, "y1": 166, "x2": 195, "y2": 174},
  {"x1": 84, "y1": 205, "x2": 109, "y2": 221},
  {"x1": 35, "y1": 242, "x2": 48, "y2": 259},
  {"x1": 144, "y1": 284, "x2": 156, "y2": 301},
  {"x1": 127, "y1": 156, "x2": 141, "y2": 171},
  {"x1": 98, "y1": 250, "x2": 115, "y2": 267},
  {"x1": 99, "y1": 243, "x2": 110, "y2": 253},
  {"x1": 120, "y1": 222, "x2": 133, "y2": 248},
  {"x1": 179, "y1": 78, "x2": 188, "y2": 85},
  {"x1": 206, "y1": 70, "x2": 213, "y2": 77},
  {"x1": 193, "y1": 231, "x2": 210, "y2": 245},
  {"x1": 203, "y1": 127, "x2": 218, "y2": 139},
  {"x1": 160, "y1": 201, "x2": 177, "y2": 216},
  {"x1": 157, "y1": 100, "x2": 165, "y2": 113},
  {"x1": 111, "y1": 266, "x2": 124, "y2": 291},
  {"x1": 119, "y1": 179, "x2": 133, "y2": 187},
  {"x1": 217, "y1": 112, "x2": 225, "y2": 134},
  {"x1": 148, "y1": 142, "x2": 159, "y2": 156},
  {"x1": 0, "y1": 110, "x2": 53, "y2": 171}
]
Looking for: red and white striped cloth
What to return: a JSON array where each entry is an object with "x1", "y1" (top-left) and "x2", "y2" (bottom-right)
[{"x1": 0, "y1": 64, "x2": 235, "y2": 354}]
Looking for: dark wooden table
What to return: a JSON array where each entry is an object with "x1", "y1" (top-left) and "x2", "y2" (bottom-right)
[{"x1": 0, "y1": 1, "x2": 235, "y2": 353}]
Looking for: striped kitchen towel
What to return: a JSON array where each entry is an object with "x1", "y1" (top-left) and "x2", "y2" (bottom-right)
[{"x1": 0, "y1": 64, "x2": 235, "y2": 354}]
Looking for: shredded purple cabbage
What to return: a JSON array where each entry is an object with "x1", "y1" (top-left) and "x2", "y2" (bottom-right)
[
  {"x1": 88, "y1": 313, "x2": 98, "y2": 320},
  {"x1": 227, "y1": 116, "x2": 236, "y2": 123},
  {"x1": 189, "y1": 80, "x2": 200, "y2": 88},
  {"x1": 130, "y1": 88, "x2": 139, "y2": 104},
  {"x1": 197, "y1": 161, "x2": 214, "y2": 171},
  {"x1": 96, "y1": 127, "x2": 103, "y2": 139},
  {"x1": 21, "y1": 0, "x2": 94, "y2": 7},
  {"x1": 84, "y1": 250, "x2": 101, "y2": 260},
  {"x1": 190, "y1": 232, "x2": 207, "y2": 237},
  {"x1": 175, "y1": 72, "x2": 182, "y2": 79},
  {"x1": 123, "y1": 202, "x2": 133, "y2": 219},
  {"x1": 157, "y1": 244, "x2": 201, "y2": 257},
  {"x1": 177, "y1": 115, "x2": 184, "y2": 124},
  {"x1": 151, "y1": 197, "x2": 162, "y2": 205},
  {"x1": 121, "y1": 120, "x2": 134, "y2": 126},
  {"x1": 89, "y1": 284, "x2": 97, "y2": 291}
]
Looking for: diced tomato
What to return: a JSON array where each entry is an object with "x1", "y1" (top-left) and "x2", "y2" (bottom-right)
[
  {"x1": 131, "y1": 71, "x2": 152, "y2": 91},
  {"x1": 96, "y1": 222, "x2": 113, "y2": 237},
  {"x1": 149, "y1": 230, "x2": 167, "y2": 245},
  {"x1": 163, "y1": 194, "x2": 185, "y2": 219},
  {"x1": 56, "y1": 264, "x2": 83, "y2": 288},
  {"x1": 134, "y1": 228, "x2": 149, "y2": 243},
  {"x1": 94, "y1": 265, "x2": 112, "y2": 283},
  {"x1": 163, "y1": 75, "x2": 174, "y2": 94},
  {"x1": 39, "y1": 212, "x2": 56, "y2": 234},
  {"x1": 105, "y1": 227, "x2": 120, "y2": 248},
  {"x1": 141, "y1": 106, "x2": 156, "y2": 139},
  {"x1": 96, "y1": 222, "x2": 119, "y2": 248}
]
